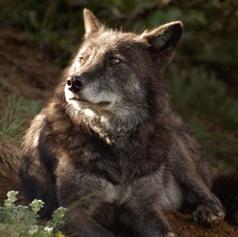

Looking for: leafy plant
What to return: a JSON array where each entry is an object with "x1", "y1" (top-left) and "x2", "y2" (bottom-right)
[{"x1": 0, "y1": 191, "x2": 67, "y2": 237}]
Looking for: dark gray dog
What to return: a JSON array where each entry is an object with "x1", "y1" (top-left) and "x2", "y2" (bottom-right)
[{"x1": 20, "y1": 9, "x2": 237, "y2": 237}]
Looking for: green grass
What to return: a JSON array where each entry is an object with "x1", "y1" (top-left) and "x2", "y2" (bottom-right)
[
  {"x1": 0, "y1": 191, "x2": 67, "y2": 237},
  {"x1": 0, "y1": 96, "x2": 41, "y2": 142}
]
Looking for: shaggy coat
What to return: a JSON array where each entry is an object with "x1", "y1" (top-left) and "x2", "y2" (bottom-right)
[{"x1": 20, "y1": 9, "x2": 234, "y2": 237}]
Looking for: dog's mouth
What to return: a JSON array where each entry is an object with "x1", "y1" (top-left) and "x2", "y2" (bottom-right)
[
  {"x1": 69, "y1": 97, "x2": 111, "y2": 107},
  {"x1": 65, "y1": 86, "x2": 113, "y2": 110}
]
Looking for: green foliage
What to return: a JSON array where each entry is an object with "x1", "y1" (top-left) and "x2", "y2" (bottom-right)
[
  {"x1": 168, "y1": 66, "x2": 238, "y2": 130},
  {"x1": 0, "y1": 191, "x2": 67, "y2": 237},
  {"x1": 0, "y1": 96, "x2": 40, "y2": 142},
  {"x1": 167, "y1": 66, "x2": 238, "y2": 168},
  {"x1": 1, "y1": 1, "x2": 237, "y2": 70}
]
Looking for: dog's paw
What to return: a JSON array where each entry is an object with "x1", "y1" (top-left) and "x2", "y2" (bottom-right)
[{"x1": 193, "y1": 202, "x2": 225, "y2": 226}]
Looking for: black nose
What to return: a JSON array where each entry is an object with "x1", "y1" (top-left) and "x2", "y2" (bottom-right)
[{"x1": 66, "y1": 75, "x2": 84, "y2": 93}]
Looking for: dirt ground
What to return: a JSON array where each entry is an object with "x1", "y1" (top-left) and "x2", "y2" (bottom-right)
[
  {"x1": 0, "y1": 28, "x2": 238, "y2": 237},
  {"x1": 0, "y1": 27, "x2": 60, "y2": 105}
]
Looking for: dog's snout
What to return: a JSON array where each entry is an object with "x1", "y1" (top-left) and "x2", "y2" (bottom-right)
[{"x1": 67, "y1": 75, "x2": 84, "y2": 93}]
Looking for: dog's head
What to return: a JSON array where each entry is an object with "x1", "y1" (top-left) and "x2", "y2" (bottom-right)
[{"x1": 64, "y1": 9, "x2": 183, "y2": 130}]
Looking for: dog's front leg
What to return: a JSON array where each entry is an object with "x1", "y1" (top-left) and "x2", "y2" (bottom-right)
[
  {"x1": 119, "y1": 201, "x2": 176, "y2": 237},
  {"x1": 174, "y1": 166, "x2": 225, "y2": 225},
  {"x1": 56, "y1": 172, "x2": 116, "y2": 237},
  {"x1": 60, "y1": 207, "x2": 115, "y2": 237}
]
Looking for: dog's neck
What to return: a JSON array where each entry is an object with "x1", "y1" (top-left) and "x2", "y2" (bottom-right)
[{"x1": 67, "y1": 104, "x2": 147, "y2": 145}]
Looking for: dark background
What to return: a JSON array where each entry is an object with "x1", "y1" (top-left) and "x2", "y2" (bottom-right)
[{"x1": 0, "y1": 0, "x2": 237, "y2": 170}]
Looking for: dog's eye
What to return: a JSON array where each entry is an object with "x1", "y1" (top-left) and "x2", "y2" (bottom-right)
[
  {"x1": 110, "y1": 57, "x2": 121, "y2": 65},
  {"x1": 78, "y1": 56, "x2": 85, "y2": 64}
]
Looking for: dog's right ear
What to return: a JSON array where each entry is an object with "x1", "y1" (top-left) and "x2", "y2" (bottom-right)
[{"x1": 83, "y1": 8, "x2": 103, "y2": 37}]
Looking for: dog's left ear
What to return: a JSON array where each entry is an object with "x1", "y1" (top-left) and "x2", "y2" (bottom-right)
[
  {"x1": 83, "y1": 8, "x2": 103, "y2": 37},
  {"x1": 141, "y1": 21, "x2": 183, "y2": 64}
]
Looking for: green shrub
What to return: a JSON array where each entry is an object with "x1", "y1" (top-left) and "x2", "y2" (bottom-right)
[
  {"x1": 167, "y1": 66, "x2": 238, "y2": 168},
  {"x1": 168, "y1": 66, "x2": 238, "y2": 130},
  {"x1": 0, "y1": 191, "x2": 67, "y2": 237}
]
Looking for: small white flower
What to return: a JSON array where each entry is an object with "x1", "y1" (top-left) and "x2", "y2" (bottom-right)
[
  {"x1": 50, "y1": 206, "x2": 68, "y2": 228},
  {"x1": 4, "y1": 190, "x2": 19, "y2": 207},
  {"x1": 44, "y1": 226, "x2": 53, "y2": 233},
  {"x1": 28, "y1": 225, "x2": 39, "y2": 235},
  {"x1": 30, "y1": 199, "x2": 44, "y2": 214}
]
